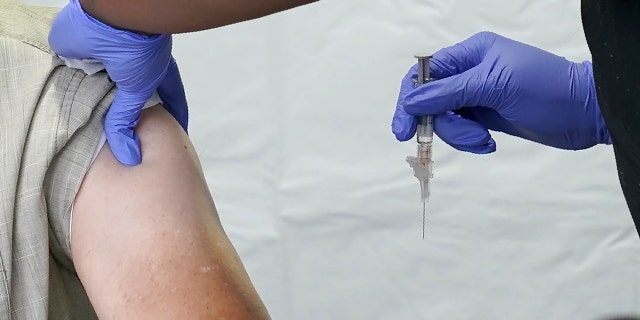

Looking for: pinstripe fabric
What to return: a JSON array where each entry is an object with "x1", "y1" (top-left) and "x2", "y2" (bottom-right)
[{"x1": 1, "y1": 0, "x2": 115, "y2": 318}]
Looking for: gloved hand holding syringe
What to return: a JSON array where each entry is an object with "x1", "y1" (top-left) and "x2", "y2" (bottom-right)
[
  {"x1": 395, "y1": 33, "x2": 614, "y2": 238},
  {"x1": 405, "y1": 55, "x2": 435, "y2": 239}
]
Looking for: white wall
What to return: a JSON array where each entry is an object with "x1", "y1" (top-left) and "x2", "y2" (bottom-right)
[{"x1": 35, "y1": 0, "x2": 640, "y2": 319}]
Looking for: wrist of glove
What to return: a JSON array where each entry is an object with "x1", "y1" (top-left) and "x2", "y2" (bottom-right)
[
  {"x1": 583, "y1": 61, "x2": 612, "y2": 146},
  {"x1": 392, "y1": 31, "x2": 611, "y2": 154}
]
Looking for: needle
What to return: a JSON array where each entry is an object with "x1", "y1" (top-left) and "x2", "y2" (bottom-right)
[{"x1": 423, "y1": 201, "x2": 426, "y2": 239}]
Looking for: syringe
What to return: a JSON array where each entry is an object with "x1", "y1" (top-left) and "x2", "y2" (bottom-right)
[{"x1": 405, "y1": 54, "x2": 435, "y2": 238}]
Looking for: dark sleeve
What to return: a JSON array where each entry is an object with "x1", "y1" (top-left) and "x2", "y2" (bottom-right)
[{"x1": 581, "y1": 0, "x2": 640, "y2": 234}]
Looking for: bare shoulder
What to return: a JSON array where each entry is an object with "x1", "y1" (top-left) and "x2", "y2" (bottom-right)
[{"x1": 72, "y1": 105, "x2": 270, "y2": 319}]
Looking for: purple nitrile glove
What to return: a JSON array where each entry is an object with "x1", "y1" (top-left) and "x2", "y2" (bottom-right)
[
  {"x1": 48, "y1": 0, "x2": 189, "y2": 166},
  {"x1": 392, "y1": 31, "x2": 611, "y2": 153}
]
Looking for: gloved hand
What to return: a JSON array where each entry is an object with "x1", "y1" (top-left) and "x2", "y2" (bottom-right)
[
  {"x1": 48, "y1": 0, "x2": 189, "y2": 166},
  {"x1": 392, "y1": 31, "x2": 611, "y2": 153}
]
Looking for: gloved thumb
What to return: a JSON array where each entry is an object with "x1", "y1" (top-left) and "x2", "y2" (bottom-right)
[
  {"x1": 401, "y1": 68, "x2": 491, "y2": 116},
  {"x1": 392, "y1": 64, "x2": 419, "y2": 141},
  {"x1": 391, "y1": 110, "x2": 417, "y2": 142},
  {"x1": 157, "y1": 57, "x2": 189, "y2": 132},
  {"x1": 103, "y1": 90, "x2": 151, "y2": 166},
  {"x1": 434, "y1": 112, "x2": 496, "y2": 154}
]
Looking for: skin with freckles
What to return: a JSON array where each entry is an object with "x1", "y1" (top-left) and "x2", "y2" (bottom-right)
[{"x1": 72, "y1": 106, "x2": 271, "y2": 319}]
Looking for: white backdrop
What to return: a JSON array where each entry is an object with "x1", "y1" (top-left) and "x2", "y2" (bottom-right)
[{"x1": 35, "y1": 0, "x2": 640, "y2": 319}]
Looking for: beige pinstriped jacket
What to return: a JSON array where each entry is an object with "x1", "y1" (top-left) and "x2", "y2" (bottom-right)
[{"x1": 1, "y1": 0, "x2": 115, "y2": 318}]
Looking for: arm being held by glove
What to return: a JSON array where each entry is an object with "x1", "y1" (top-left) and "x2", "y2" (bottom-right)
[
  {"x1": 50, "y1": 0, "x2": 318, "y2": 166},
  {"x1": 79, "y1": 0, "x2": 318, "y2": 34},
  {"x1": 50, "y1": 0, "x2": 189, "y2": 166}
]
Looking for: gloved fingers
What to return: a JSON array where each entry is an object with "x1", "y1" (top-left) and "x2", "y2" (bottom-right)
[
  {"x1": 428, "y1": 31, "x2": 496, "y2": 79},
  {"x1": 392, "y1": 64, "x2": 419, "y2": 141},
  {"x1": 434, "y1": 112, "x2": 496, "y2": 154},
  {"x1": 101, "y1": 40, "x2": 172, "y2": 94},
  {"x1": 392, "y1": 108, "x2": 418, "y2": 142},
  {"x1": 401, "y1": 69, "x2": 489, "y2": 116},
  {"x1": 157, "y1": 57, "x2": 189, "y2": 132},
  {"x1": 455, "y1": 106, "x2": 512, "y2": 133},
  {"x1": 103, "y1": 90, "x2": 150, "y2": 166}
]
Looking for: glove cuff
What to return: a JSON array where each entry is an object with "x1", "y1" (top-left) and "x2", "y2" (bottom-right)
[{"x1": 582, "y1": 60, "x2": 612, "y2": 145}]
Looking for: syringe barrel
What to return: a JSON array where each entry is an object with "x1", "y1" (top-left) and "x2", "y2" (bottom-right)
[
  {"x1": 418, "y1": 142, "x2": 432, "y2": 160},
  {"x1": 415, "y1": 55, "x2": 435, "y2": 144},
  {"x1": 417, "y1": 116, "x2": 434, "y2": 143}
]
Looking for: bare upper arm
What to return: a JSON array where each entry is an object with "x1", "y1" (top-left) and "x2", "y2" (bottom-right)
[{"x1": 71, "y1": 105, "x2": 271, "y2": 319}]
